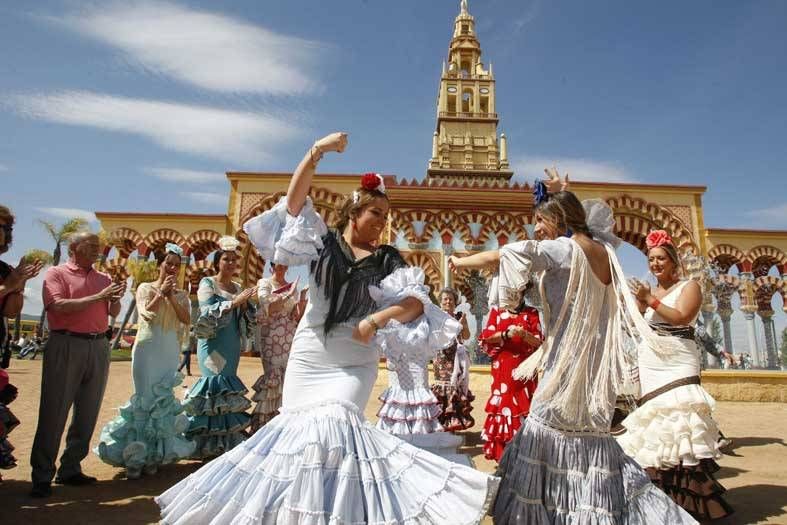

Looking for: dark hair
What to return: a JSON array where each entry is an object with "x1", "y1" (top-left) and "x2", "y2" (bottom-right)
[
  {"x1": 212, "y1": 249, "x2": 236, "y2": 271},
  {"x1": 155, "y1": 250, "x2": 182, "y2": 266},
  {"x1": 333, "y1": 188, "x2": 388, "y2": 232},
  {"x1": 439, "y1": 287, "x2": 459, "y2": 303},
  {"x1": 535, "y1": 191, "x2": 592, "y2": 237},
  {"x1": 0, "y1": 205, "x2": 14, "y2": 253}
]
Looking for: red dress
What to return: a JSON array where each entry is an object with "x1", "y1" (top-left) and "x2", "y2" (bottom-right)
[{"x1": 479, "y1": 306, "x2": 541, "y2": 462}]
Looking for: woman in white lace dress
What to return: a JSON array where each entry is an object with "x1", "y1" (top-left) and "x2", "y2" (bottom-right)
[
  {"x1": 449, "y1": 173, "x2": 697, "y2": 524},
  {"x1": 617, "y1": 230, "x2": 733, "y2": 521},
  {"x1": 156, "y1": 132, "x2": 498, "y2": 524}
]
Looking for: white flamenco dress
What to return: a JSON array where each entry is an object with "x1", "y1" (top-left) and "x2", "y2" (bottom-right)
[
  {"x1": 616, "y1": 281, "x2": 732, "y2": 521},
  {"x1": 156, "y1": 197, "x2": 498, "y2": 524},
  {"x1": 372, "y1": 272, "x2": 465, "y2": 461}
]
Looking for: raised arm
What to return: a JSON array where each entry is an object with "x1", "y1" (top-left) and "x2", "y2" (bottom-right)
[
  {"x1": 354, "y1": 296, "x2": 425, "y2": 344},
  {"x1": 286, "y1": 132, "x2": 348, "y2": 216},
  {"x1": 448, "y1": 250, "x2": 500, "y2": 273}
]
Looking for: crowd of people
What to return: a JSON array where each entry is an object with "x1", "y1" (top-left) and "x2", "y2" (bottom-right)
[{"x1": 0, "y1": 132, "x2": 738, "y2": 523}]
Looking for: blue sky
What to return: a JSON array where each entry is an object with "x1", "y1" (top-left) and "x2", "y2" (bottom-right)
[{"x1": 1, "y1": 0, "x2": 785, "y2": 353}]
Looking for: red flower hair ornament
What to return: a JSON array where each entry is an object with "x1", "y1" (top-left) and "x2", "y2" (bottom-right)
[
  {"x1": 645, "y1": 230, "x2": 673, "y2": 250},
  {"x1": 353, "y1": 173, "x2": 386, "y2": 203},
  {"x1": 360, "y1": 173, "x2": 385, "y2": 193}
]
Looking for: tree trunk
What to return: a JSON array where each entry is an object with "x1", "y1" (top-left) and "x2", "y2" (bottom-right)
[
  {"x1": 36, "y1": 242, "x2": 62, "y2": 339},
  {"x1": 112, "y1": 297, "x2": 137, "y2": 350}
]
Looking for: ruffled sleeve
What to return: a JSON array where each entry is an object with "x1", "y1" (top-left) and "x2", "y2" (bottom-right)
[
  {"x1": 480, "y1": 307, "x2": 502, "y2": 358},
  {"x1": 368, "y1": 267, "x2": 461, "y2": 362},
  {"x1": 197, "y1": 277, "x2": 234, "y2": 326},
  {"x1": 498, "y1": 238, "x2": 571, "y2": 311},
  {"x1": 135, "y1": 283, "x2": 157, "y2": 324},
  {"x1": 242, "y1": 196, "x2": 327, "y2": 267}
]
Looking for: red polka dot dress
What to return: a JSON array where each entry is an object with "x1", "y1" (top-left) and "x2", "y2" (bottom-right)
[{"x1": 479, "y1": 306, "x2": 542, "y2": 462}]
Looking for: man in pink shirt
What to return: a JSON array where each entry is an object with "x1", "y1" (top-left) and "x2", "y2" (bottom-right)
[{"x1": 30, "y1": 232, "x2": 124, "y2": 498}]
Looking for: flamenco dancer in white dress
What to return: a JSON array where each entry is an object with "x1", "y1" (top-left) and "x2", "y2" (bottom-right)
[
  {"x1": 617, "y1": 230, "x2": 733, "y2": 521},
  {"x1": 449, "y1": 172, "x2": 697, "y2": 524},
  {"x1": 157, "y1": 132, "x2": 498, "y2": 524}
]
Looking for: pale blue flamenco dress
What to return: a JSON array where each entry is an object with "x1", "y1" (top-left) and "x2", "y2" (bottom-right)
[
  {"x1": 95, "y1": 283, "x2": 196, "y2": 477},
  {"x1": 183, "y1": 276, "x2": 254, "y2": 458},
  {"x1": 156, "y1": 197, "x2": 499, "y2": 524}
]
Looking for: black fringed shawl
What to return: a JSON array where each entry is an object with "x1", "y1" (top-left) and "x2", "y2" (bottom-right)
[{"x1": 312, "y1": 230, "x2": 407, "y2": 334}]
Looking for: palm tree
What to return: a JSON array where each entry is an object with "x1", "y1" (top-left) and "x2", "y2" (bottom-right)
[
  {"x1": 36, "y1": 218, "x2": 88, "y2": 337},
  {"x1": 13, "y1": 249, "x2": 53, "y2": 341},
  {"x1": 111, "y1": 257, "x2": 158, "y2": 350}
]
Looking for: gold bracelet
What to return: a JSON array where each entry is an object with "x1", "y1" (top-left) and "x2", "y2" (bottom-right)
[
  {"x1": 365, "y1": 314, "x2": 380, "y2": 332},
  {"x1": 309, "y1": 145, "x2": 323, "y2": 167}
]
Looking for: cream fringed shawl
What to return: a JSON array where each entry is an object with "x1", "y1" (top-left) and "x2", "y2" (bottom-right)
[
  {"x1": 504, "y1": 241, "x2": 687, "y2": 428},
  {"x1": 135, "y1": 282, "x2": 191, "y2": 351}
]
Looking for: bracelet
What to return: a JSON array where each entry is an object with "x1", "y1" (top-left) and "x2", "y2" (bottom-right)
[
  {"x1": 501, "y1": 328, "x2": 509, "y2": 343},
  {"x1": 648, "y1": 297, "x2": 661, "y2": 310},
  {"x1": 365, "y1": 314, "x2": 380, "y2": 333},
  {"x1": 309, "y1": 145, "x2": 324, "y2": 167}
]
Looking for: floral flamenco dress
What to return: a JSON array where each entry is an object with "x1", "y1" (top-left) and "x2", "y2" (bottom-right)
[
  {"x1": 95, "y1": 283, "x2": 196, "y2": 477},
  {"x1": 249, "y1": 277, "x2": 299, "y2": 432},
  {"x1": 183, "y1": 277, "x2": 254, "y2": 458},
  {"x1": 616, "y1": 281, "x2": 733, "y2": 521},
  {"x1": 479, "y1": 305, "x2": 541, "y2": 462},
  {"x1": 157, "y1": 197, "x2": 499, "y2": 524},
  {"x1": 432, "y1": 338, "x2": 475, "y2": 432}
]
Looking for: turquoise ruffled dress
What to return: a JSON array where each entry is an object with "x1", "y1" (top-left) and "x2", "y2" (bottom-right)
[
  {"x1": 183, "y1": 277, "x2": 253, "y2": 458},
  {"x1": 95, "y1": 283, "x2": 196, "y2": 477}
]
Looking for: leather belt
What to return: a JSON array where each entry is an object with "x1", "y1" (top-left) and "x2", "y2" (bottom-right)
[
  {"x1": 52, "y1": 329, "x2": 111, "y2": 340},
  {"x1": 638, "y1": 375, "x2": 701, "y2": 407}
]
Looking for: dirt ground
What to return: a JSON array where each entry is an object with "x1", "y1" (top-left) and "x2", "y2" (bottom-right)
[{"x1": 1, "y1": 357, "x2": 786, "y2": 525}]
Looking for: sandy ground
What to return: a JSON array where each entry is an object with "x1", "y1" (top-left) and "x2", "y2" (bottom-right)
[{"x1": 1, "y1": 357, "x2": 786, "y2": 525}]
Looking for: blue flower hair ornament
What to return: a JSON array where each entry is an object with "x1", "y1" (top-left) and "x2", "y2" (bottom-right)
[{"x1": 532, "y1": 179, "x2": 549, "y2": 206}]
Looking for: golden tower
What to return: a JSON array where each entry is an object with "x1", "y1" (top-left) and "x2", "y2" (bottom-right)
[{"x1": 428, "y1": 0, "x2": 512, "y2": 186}]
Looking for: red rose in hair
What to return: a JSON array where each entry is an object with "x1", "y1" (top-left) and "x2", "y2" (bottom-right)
[
  {"x1": 361, "y1": 173, "x2": 382, "y2": 191},
  {"x1": 645, "y1": 230, "x2": 672, "y2": 250}
]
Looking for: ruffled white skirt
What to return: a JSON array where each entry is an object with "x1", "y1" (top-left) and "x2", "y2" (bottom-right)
[
  {"x1": 157, "y1": 399, "x2": 498, "y2": 524},
  {"x1": 616, "y1": 384, "x2": 722, "y2": 469}
]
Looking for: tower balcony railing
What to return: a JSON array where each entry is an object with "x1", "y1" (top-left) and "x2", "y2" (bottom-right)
[{"x1": 439, "y1": 111, "x2": 498, "y2": 119}]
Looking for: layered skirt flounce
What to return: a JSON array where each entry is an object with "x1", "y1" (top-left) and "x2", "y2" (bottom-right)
[
  {"x1": 249, "y1": 368, "x2": 284, "y2": 433},
  {"x1": 95, "y1": 371, "x2": 195, "y2": 473},
  {"x1": 376, "y1": 385, "x2": 443, "y2": 435},
  {"x1": 183, "y1": 374, "x2": 251, "y2": 458},
  {"x1": 617, "y1": 384, "x2": 722, "y2": 469},
  {"x1": 431, "y1": 383, "x2": 475, "y2": 432},
  {"x1": 481, "y1": 378, "x2": 535, "y2": 462},
  {"x1": 492, "y1": 415, "x2": 697, "y2": 524},
  {"x1": 157, "y1": 399, "x2": 499, "y2": 525},
  {"x1": 616, "y1": 384, "x2": 732, "y2": 521}
]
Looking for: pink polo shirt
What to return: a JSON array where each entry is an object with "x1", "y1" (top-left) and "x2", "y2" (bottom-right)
[{"x1": 42, "y1": 260, "x2": 113, "y2": 333}]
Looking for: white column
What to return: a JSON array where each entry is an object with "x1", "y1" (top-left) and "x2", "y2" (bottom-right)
[{"x1": 743, "y1": 311, "x2": 761, "y2": 367}]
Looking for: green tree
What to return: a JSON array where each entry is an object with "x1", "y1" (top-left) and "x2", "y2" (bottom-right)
[
  {"x1": 12, "y1": 249, "x2": 54, "y2": 341},
  {"x1": 36, "y1": 218, "x2": 89, "y2": 337},
  {"x1": 110, "y1": 257, "x2": 158, "y2": 350}
]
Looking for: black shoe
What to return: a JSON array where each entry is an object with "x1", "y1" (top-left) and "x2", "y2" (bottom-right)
[
  {"x1": 30, "y1": 482, "x2": 52, "y2": 498},
  {"x1": 54, "y1": 472, "x2": 97, "y2": 486}
]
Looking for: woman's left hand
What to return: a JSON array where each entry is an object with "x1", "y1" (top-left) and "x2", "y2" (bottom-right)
[
  {"x1": 447, "y1": 255, "x2": 462, "y2": 274},
  {"x1": 628, "y1": 278, "x2": 651, "y2": 302},
  {"x1": 352, "y1": 318, "x2": 377, "y2": 345}
]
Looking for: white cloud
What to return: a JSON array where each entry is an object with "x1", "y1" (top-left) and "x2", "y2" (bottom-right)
[
  {"x1": 146, "y1": 167, "x2": 225, "y2": 184},
  {"x1": 8, "y1": 90, "x2": 301, "y2": 164},
  {"x1": 512, "y1": 156, "x2": 637, "y2": 184},
  {"x1": 181, "y1": 191, "x2": 227, "y2": 206},
  {"x1": 0, "y1": 164, "x2": 8, "y2": 172},
  {"x1": 53, "y1": 1, "x2": 323, "y2": 95},
  {"x1": 743, "y1": 202, "x2": 787, "y2": 227},
  {"x1": 35, "y1": 207, "x2": 98, "y2": 222}
]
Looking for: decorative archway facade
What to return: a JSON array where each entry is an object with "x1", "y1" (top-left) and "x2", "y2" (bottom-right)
[{"x1": 93, "y1": 1, "x2": 786, "y2": 368}]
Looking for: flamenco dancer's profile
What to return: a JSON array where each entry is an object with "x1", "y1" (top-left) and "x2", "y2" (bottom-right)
[{"x1": 156, "y1": 132, "x2": 498, "y2": 524}]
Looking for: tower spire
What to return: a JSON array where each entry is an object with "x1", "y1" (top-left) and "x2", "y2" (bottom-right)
[{"x1": 427, "y1": 0, "x2": 512, "y2": 186}]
